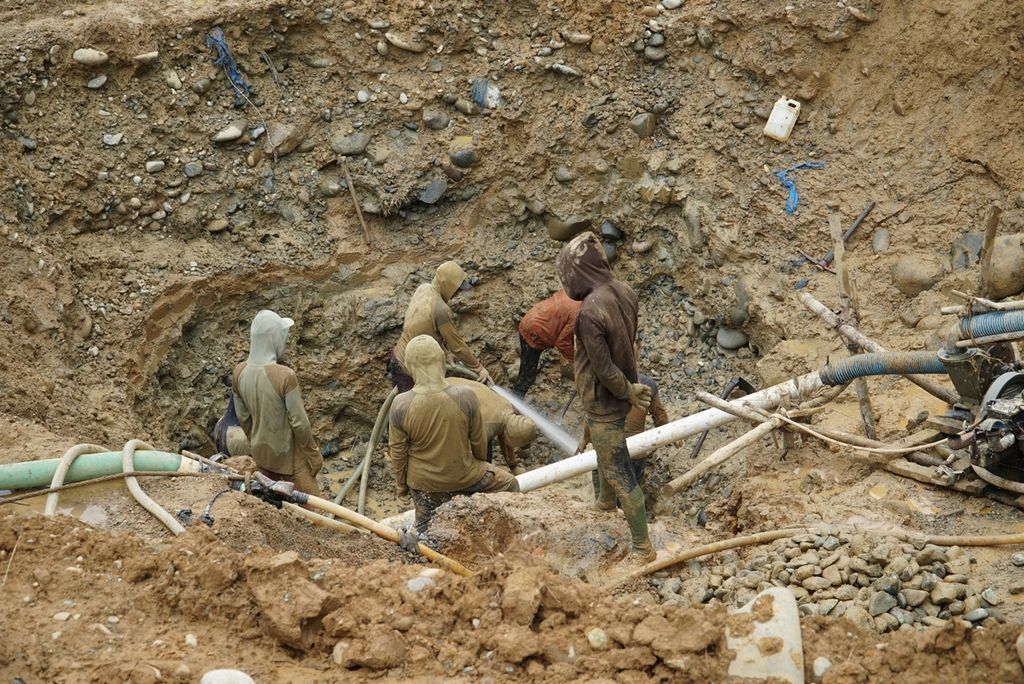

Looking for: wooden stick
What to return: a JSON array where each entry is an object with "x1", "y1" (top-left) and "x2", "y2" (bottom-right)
[
  {"x1": 342, "y1": 159, "x2": 371, "y2": 243},
  {"x1": 660, "y1": 419, "x2": 781, "y2": 499},
  {"x1": 798, "y1": 293, "x2": 959, "y2": 405},
  {"x1": 605, "y1": 527, "x2": 809, "y2": 589},
  {"x1": 831, "y1": 213, "x2": 877, "y2": 439},
  {"x1": 303, "y1": 494, "x2": 474, "y2": 576},
  {"x1": 696, "y1": 392, "x2": 885, "y2": 450},
  {"x1": 955, "y1": 330, "x2": 1024, "y2": 349},
  {"x1": 980, "y1": 205, "x2": 1003, "y2": 299}
]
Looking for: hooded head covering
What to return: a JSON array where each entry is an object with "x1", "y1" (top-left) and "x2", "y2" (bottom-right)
[
  {"x1": 556, "y1": 232, "x2": 612, "y2": 301},
  {"x1": 504, "y1": 414, "x2": 537, "y2": 448},
  {"x1": 433, "y1": 261, "x2": 468, "y2": 303},
  {"x1": 404, "y1": 334, "x2": 448, "y2": 392},
  {"x1": 247, "y1": 310, "x2": 294, "y2": 365}
]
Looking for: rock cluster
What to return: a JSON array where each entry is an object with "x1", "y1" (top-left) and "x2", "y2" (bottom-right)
[{"x1": 654, "y1": 532, "x2": 1005, "y2": 633}]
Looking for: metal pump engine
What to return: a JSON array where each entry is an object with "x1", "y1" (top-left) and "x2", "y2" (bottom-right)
[{"x1": 967, "y1": 372, "x2": 1024, "y2": 483}]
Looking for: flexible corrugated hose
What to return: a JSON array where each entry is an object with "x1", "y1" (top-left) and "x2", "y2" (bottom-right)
[
  {"x1": 959, "y1": 310, "x2": 1024, "y2": 339},
  {"x1": 818, "y1": 352, "x2": 947, "y2": 386}
]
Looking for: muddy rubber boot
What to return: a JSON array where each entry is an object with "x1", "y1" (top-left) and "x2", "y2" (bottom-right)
[
  {"x1": 622, "y1": 487, "x2": 655, "y2": 561},
  {"x1": 592, "y1": 467, "x2": 617, "y2": 511}
]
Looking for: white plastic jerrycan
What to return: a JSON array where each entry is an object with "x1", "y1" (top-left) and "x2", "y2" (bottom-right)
[{"x1": 763, "y1": 97, "x2": 801, "y2": 142}]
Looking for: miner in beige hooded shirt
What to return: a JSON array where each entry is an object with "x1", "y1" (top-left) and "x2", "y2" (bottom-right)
[
  {"x1": 232, "y1": 310, "x2": 323, "y2": 497},
  {"x1": 389, "y1": 335, "x2": 518, "y2": 533},
  {"x1": 391, "y1": 261, "x2": 492, "y2": 389}
]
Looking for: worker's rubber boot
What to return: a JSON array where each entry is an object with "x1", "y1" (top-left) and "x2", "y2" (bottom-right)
[
  {"x1": 592, "y1": 468, "x2": 617, "y2": 511},
  {"x1": 622, "y1": 487, "x2": 655, "y2": 562}
]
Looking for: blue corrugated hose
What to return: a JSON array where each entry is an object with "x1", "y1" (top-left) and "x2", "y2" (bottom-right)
[
  {"x1": 819, "y1": 352, "x2": 946, "y2": 386},
  {"x1": 960, "y1": 311, "x2": 1024, "y2": 339}
]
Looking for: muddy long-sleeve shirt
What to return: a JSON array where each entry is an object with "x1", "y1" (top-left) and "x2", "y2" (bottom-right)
[
  {"x1": 232, "y1": 362, "x2": 320, "y2": 475},
  {"x1": 518, "y1": 289, "x2": 581, "y2": 361},
  {"x1": 389, "y1": 384, "x2": 489, "y2": 493},
  {"x1": 572, "y1": 279, "x2": 640, "y2": 422}
]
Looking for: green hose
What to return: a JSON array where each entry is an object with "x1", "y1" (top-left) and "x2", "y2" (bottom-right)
[{"x1": 0, "y1": 451, "x2": 186, "y2": 491}]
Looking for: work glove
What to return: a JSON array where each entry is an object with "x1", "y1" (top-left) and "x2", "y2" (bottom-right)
[
  {"x1": 628, "y1": 382, "x2": 652, "y2": 412},
  {"x1": 475, "y1": 367, "x2": 492, "y2": 385}
]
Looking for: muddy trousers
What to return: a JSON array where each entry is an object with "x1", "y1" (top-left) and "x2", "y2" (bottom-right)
[
  {"x1": 258, "y1": 454, "x2": 323, "y2": 501},
  {"x1": 513, "y1": 334, "x2": 543, "y2": 397},
  {"x1": 411, "y1": 467, "x2": 520, "y2": 534},
  {"x1": 588, "y1": 418, "x2": 652, "y2": 556}
]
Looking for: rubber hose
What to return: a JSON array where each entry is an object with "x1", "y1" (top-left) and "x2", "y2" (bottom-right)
[
  {"x1": 43, "y1": 444, "x2": 107, "y2": 516},
  {"x1": 358, "y1": 387, "x2": 399, "y2": 515},
  {"x1": 959, "y1": 311, "x2": 1024, "y2": 339},
  {"x1": 445, "y1": 364, "x2": 480, "y2": 381},
  {"x1": 972, "y1": 464, "x2": 1024, "y2": 494},
  {"x1": 818, "y1": 352, "x2": 946, "y2": 386},
  {"x1": 122, "y1": 440, "x2": 186, "y2": 535}
]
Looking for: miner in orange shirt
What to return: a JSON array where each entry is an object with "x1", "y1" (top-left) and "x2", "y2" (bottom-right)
[{"x1": 514, "y1": 289, "x2": 581, "y2": 397}]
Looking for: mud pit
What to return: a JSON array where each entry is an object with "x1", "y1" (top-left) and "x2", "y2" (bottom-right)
[{"x1": 5, "y1": 0, "x2": 1024, "y2": 680}]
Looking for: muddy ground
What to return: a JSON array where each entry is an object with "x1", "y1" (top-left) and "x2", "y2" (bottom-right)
[{"x1": 4, "y1": 0, "x2": 1024, "y2": 681}]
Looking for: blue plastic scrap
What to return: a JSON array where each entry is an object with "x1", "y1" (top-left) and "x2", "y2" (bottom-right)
[
  {"x1": 205, "y1": 27, "x2": 251, "y2": 97},
  {"x1": 774, "y1": 161, "x2": 825, "y2": 214}
]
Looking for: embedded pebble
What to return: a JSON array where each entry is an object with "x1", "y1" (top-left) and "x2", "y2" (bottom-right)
[
  {"x1": 145, "y1": 161, "x2": 165, "y2": 173},
  {"x1": 1012, "y1": 552, "x2": 1024, "y2": 567},
  {"x1": 422, "y1": 109, "x2": 450, "y2": 130},
  {"x1": 200, "y1": 670, "x2": 256, "y2": 684},
  {"x1": 356, "y1": 89, "x2": 371, "y2": 104},
  {"x1": 963, "y1": 608, "x2": 989, "y2": 622},
  {"x1": 716, "y1": 327, "x2": 749, "y2": 350},
  {"x1": 165, "y1": 70, "x2": 182, "y2": 89},
  {"x1": 586, "y1": 627, "x2": 608, "y2": 650},
  {"x1": 644, "y1": 46, "x2": 667, "y2": 62},
  {"x1": 661, "y1": 0, "x2": 682, "y2": 7},
  {"x1": 212, "y1": 119, "x2": 247, "y2": 143},
  {"x1": 406, "y1": 577, "x2": 434, "y2": 592},
  {"x1": 73, "y1": 48, "x2": 108, "y2": 65},
  {"x1": 132, "y1": 51, "x2": 159, "y2": 63},
  {"x1": 86, "y1": 74, "x2": 107, "y2": 89},
  {"x1": 812, "y1": 656, "x2": 832, "y2": 682},
  {"x1": 102, "y1": 133, "x2": 123, "y2": 146},
  {"x1": 185, "y1": 633, "x2": 198, "y2": 648},
  {"x1": 53, "y1": 611, "x2": 71, "y2": 621},
  {"x1": 183, "y1": 162, "x2": 203, "y2": 178}
]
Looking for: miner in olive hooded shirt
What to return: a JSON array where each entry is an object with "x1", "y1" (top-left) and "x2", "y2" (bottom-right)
[
  {"x1": 232, "y1": 309, "x2": 323, "y2": 497},
  {"x1": 556, "y1": 232, "x2": 655, "y2": 561},
  {"x1": 390, "y1": 261, "x2": 492, "y2": 391},
  {"x1": 389, "y1": 335, "x2": 519, "y2": 533}
]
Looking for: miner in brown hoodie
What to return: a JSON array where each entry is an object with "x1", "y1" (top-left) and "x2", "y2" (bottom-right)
[
  {"x1": 389, "y1": 335, "x2": 519, "y2": 534},
  {"x1": 390, "y1": 261, "x2": 492, "y2": 391},
  {"x1": 556, "y1": 232, "x2": 655, "y2": 561}
]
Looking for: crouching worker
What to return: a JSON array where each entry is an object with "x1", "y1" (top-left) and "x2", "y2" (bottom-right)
[
  {"x1": 232, "y1": 310, "x2": 323, "y2": 498},
  {"x1": 557, "y1": 232, "x2": 655, "y2": 562},
  {"x1": 447, "y1": 378, "x2": 538, "y2": 473},
  {"x1": 389, "y1": 335, "x2": 519, "y2": 534}
]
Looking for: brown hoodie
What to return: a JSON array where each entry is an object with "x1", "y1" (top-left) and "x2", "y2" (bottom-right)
[
  {"x1": 394, "y1": 261, "x2": 484, "y2": 374},
  {"x1": 556, "y1": 232, "x2": 639, "y2": 422}
]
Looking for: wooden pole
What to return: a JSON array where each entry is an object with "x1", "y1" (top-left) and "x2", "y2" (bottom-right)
[
  {"x1": 830, "y1": 213, "x2": 877, "y2": 439},
  {"x1": 979, "y1": 205, "x2": 1002, "y2": 299},
  {"x1": 303, "y1": 494, "x2": 474, "y2": 576},
  {"x1": 798, "y1": 293, "x2": 959, "y2": 405},
  {"x1": 659, "y1": 419, "x2": 781, "y2": 499},
  {"x1": 342, "y1": 159, "x2": 372, "y2": 243}
]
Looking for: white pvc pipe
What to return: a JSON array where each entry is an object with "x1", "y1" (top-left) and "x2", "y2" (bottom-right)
[{"x1": 382, "y1": 370, "x2": 825, "y2": 527}]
